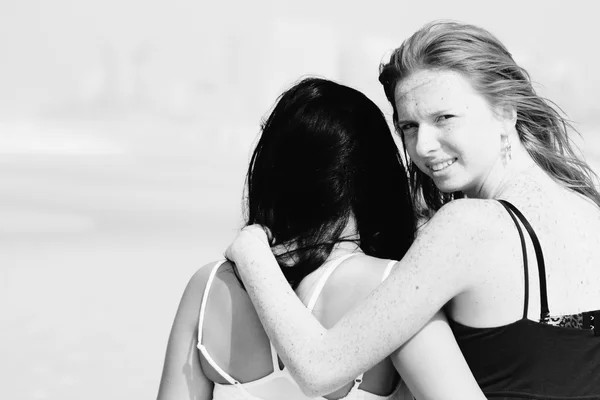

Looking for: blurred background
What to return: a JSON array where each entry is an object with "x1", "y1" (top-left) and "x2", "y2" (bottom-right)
[{"x1": 2, "y1": 1, "x2": 599, "y2": 399}]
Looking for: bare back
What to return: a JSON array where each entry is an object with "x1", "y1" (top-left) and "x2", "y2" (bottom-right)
[{"x1": 448, "y1": 168, "x2": 600, "y2": 327}]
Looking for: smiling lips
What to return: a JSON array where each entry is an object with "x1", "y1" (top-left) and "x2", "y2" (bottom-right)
[{"x1": 427, "y1": 158, "x2": 457, "y2": 172}]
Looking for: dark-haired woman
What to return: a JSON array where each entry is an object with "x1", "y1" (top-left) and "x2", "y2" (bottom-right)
[{"x1": 157, "y1": 77, "x2": 486, "y2": 400}]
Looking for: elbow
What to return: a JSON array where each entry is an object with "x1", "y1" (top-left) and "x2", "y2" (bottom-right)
[
  {"x1": 298, "y1": 382, "x2": 325, "y2": 398},
  {"x1": 293, "y1": 368, "x2": 338, "y2": 397},
  {"x1": 297, "y1": 382, "x2": 328, "y2": 397}
]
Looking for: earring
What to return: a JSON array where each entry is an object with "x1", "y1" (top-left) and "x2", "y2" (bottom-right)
[{"x1": 502, "y1": 135, "x2": 512, "y2": 165}]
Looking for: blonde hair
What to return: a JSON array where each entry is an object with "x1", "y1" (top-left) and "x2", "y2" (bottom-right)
[{"x1": 379, "y1": 20, "x2": 600, "y2": 214}]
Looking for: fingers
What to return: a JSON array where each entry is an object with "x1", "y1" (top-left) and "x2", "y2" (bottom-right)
[
  {"x1": 225, "y1": 224, "x2": 272, "y2": 262},
  {"x1": 242, "y1": 224, "x2": 271, "y2": 246}
]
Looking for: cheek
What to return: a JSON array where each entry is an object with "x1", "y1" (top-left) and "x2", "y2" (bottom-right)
[
  {"x1": 466, "y1": 132, "x2": 502, "y2": 167},
  {"x1": 402, "y1": 136, "x2": 420, "y2": 161},
  {"x1": 477, "y1": 110, "x2": 505, "y2": 135},
  {"x1": 461, "y1": 117, "x2": 502, "y2": 152}
]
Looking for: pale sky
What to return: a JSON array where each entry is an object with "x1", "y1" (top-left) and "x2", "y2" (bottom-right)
[{"x1": 0, "y1": 0, "x2": 598, "y2": 123}]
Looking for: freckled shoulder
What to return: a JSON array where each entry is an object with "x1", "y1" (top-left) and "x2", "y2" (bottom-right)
[
  {"x1": 409, "y1": 198, "x2": 517, "y2": 280},
  {"x1": 428, "y1": 198, "x2": 512, "y2": 238}
]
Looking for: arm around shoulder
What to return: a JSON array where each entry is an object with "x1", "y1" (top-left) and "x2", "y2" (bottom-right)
[{"x1": 228, "y1": 201, "x2": 496, "y2": 396}]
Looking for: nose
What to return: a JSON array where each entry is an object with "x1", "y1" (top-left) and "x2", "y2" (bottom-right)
[{"x1": 413, "y1": 124, "x2": 441, "y2": 158}]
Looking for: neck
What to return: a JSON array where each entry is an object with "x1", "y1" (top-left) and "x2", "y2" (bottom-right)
[
  {"x1": 328, "y1": 239, "x2": 362, "y2": 259},
  {"x1": 466, "y1": 140, "x2": 537, "y2": 199},
  {"x1": 272, "y1": 218, "x2": 362, "y2": 262}
]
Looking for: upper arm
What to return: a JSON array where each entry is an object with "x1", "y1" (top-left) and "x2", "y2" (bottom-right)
[
  {"x1": 309, "y1": 200, "x2": 501, "y2": 386},
  {"x1": 390, "y1": 311, "x2": 485, "y2": 400},
  {"x1": 343, "y1": 199, "x2": 494, "y2": 334},
  {"x1": 228, "y1": 199, "x2": 502, "y2": 396},
  {"x1": 157, "y1": 264, "x2": 215, "y2": 400}
]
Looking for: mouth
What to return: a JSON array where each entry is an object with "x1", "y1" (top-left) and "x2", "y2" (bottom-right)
[{"x1": 427, "y1": 158, "x2": 457, "y2": 172}]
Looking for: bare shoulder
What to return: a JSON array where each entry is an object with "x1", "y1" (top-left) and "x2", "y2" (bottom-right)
[
  {"x1": 399, "y1": 198, "x2": 521, "y2": 294},
  {"x1": 184, "y1": 260, "x2": 227, "y2": 299},
  {"x1": 420, "y1": 198, "x2": 514, "y2": 244},
  {"x1": 173, "y1": 260, "x2": 231, "y2": 328},
  {"x1": 431, "y1": 198, "x2": 507, "y2": 226},
  {"x1": 159, "y1": 261, "x2": 220, "y2": 399},
  {"x1": 199, "y1": 260, "x2": 260, "y2": 332}
]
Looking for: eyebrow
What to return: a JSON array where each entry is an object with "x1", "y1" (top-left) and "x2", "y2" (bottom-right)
[{"x1": 396, "y1": 109, "x2": 454, "y2": 124}]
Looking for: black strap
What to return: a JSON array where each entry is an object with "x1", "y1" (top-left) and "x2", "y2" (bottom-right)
[
  {"x1": 498, "y1": 201, "x2": 530, "y2": 320},
  {"x1": 498, "y1": 200, "x2": 550, "y2": 322}
]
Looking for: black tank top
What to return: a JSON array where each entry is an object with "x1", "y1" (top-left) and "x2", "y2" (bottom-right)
[{"x1": 449, "y1": 200, "x2": 600, "y2": 399}]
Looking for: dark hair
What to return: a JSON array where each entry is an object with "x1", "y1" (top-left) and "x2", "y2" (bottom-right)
[
  {"x1": 379, "y1": 20, "x2": 600, "y2": 215},
  {"x1": 244, "y1": 77, "x2": 416, "y2": 289}
]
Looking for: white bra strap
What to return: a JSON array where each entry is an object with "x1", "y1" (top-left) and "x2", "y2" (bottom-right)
[
  {"x1": 346, "y1": 372, "x2": 366, "y2": 396},
  {"x1": 197, "y1": 343, "x2": 240, "y2": 385},
  {"x1": 306, "y1": 253, "x2": 357, "y2": 311},
  {"x1": 197, "y1": 260, "x2": 228, "y2": 344},
  {"x1": 382, "y1": 260, "x2": 396, "y2": 281},
  {"x1": 197, "y1": 344, "x2": 253, "y2": 396},
  {"x1": 269, "y1": 254, "x2": 357, "y2": 376},
  {"x1": 196, "y1": 260, "x2": 252, "y2": 394}
]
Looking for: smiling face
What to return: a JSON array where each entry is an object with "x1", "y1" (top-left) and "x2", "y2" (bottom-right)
[{"x1": 395, "y1": 69, "x2": 507, "y2": 197}]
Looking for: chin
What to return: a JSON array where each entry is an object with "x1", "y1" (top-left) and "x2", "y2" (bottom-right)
[
  {"x1": 432, "y1": 179, "x2": 465, "y2": 194},
  {"x1": 437, "y1": 187, "x2": 459, "y2": 194}
]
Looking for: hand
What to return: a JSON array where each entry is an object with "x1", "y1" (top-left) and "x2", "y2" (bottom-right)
[{"x1": 225, "y1": 224, "x2": 272, "y2": 265}]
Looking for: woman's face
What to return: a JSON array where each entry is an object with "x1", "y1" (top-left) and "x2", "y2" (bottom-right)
[{"x1": 394, "y1": 69, "x2": 507, "y2": 197}]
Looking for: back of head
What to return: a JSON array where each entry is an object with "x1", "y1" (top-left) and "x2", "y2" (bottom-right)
[
  {"x1": 379, "y1": 20, "x2": 600, "y2": 213},
  {"x1": 246, "y1": 77, "x2": 415, "y2": 288}
]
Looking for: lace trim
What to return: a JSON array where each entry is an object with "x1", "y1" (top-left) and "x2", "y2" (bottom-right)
[{"x1": 543, "y1": 310, "x2": 599, "y2": 334}]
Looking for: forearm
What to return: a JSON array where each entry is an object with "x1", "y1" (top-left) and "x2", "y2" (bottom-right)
[
  {"x1": 234, "y1": 244, "x2": 448, "y2": 394},
  {"x1": 230, "y1": 211, "x2": 477, "y2": 396},
  {"x1": 233, "y1": 242, "x2": 338, "y2": 394}
]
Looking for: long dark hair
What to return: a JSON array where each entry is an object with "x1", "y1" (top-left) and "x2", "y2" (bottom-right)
[
  {"x1": 379, "y1": 20, "x2": 600, "y2": 216},
  {"x1": 243, "y1": 77, "x2": 416, "y2": 289}
]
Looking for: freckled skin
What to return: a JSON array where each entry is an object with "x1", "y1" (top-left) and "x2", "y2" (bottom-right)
[{"x1": 395, "y1": 70, "x2": 506, "y2": 197}]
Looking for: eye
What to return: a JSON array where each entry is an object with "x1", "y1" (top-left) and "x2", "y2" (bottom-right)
[
  {"x1": 436, "y1": 114, "x2": 454, "y2": 122},
  {"x1": 399, "y1": 122, "x2": 418, "y2": 135}
]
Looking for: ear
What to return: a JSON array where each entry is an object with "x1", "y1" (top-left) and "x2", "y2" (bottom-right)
[{"x1": 495, "y1": 102, "x2": 517, "y2": 130}]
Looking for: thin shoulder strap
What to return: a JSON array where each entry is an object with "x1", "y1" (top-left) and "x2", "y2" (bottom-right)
[
  {"x1": 196, "y1": 260, "x2": 248, "y2": 389},
  {"x1": 382, "y1": 260, "x2": 396, "y2": 281},
  {"x1": 270, "y1": 252, "x2": 362, "y2": 379},
  {"x1": 304, "y1": 251, "x2": 365, "y2": 393},
  {"x1": 305, "y1": 253, "x2": 358, "y2": 311},
  {"x1": 498, "y1": 201, "x2": 530, "y2": 320},
  {"x1": 498, "y1": 200, "x2": 550, "y2": 322},
  {"x1": 198, "y1": 260, "x2": 228, "y2": 344},
  {"x1": 304, "y1": 252, "x2": 364, "y2": 392}
]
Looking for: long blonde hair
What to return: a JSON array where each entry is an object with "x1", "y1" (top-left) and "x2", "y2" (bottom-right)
[{"x1": 379, "y1": 20, "x2": 600, "y2": 215}]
